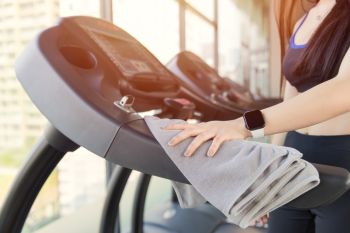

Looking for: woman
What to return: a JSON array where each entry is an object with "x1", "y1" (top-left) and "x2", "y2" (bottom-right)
[{"x1": 165, "y1": 0, "x2": 350, "y2": 232}]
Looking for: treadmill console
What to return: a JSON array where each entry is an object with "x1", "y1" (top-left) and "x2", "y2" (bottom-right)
[
  {"x1": 167, "y1": 51, "x2": 247, "y2": 120},
  {"x1": 167, "y1": 51, "x2": 281, "y2": 112},
  {"x1": 169, "y1": 51, "x2": 223, "y2": 96},
  {"x1": 15, "y1": 16, "x2": 183, "y2": 161},
  {"x1": 60, "y1": 17, "x2": 180, "y2": 110}
]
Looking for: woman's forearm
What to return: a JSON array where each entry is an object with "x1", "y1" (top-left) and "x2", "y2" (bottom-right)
[
  {"x1": 258, "y1": 77, "x2": 350, "y2": 136},
  {"x1": 167, "y1": 71, "x2": 350, "y2": 155}
]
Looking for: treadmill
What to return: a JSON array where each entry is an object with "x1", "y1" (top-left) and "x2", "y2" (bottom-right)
[
  {"x1": 222, "y1": 78, "x2": 282, "y2": 108},
  {"x1": 0, "y1": 16, "x2": 349, "y2": 233},
  {"x1": 167, "y1": 51, "x2": 282, "y2": 111}
]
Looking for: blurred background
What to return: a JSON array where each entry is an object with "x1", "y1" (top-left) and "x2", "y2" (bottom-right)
[{"x1": 0, "y1": 0, "x2": 281, "y2": 232}]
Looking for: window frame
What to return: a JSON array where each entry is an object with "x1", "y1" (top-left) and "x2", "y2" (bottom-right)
[{"x1": 107, "y1": 0, "x2": 219, "y2": 69}]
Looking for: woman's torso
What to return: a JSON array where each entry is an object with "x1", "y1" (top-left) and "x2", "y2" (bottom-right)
[
  {"x1": 282, "y1": 2, "x2": 350, "y2": 136},
  {"x1": 297, "y1": 112, "x2": 350, "y2": 136}
]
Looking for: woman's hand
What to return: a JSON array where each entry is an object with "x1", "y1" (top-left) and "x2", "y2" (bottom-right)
[
  {"x1": 164, "y1": 118, "x2": 250, "y2": 157},
  {"x1": 257, "y1": 213, "x2": 269, "y2": 225},
  {"x1": 250, "y1": 213, "x2": 269, "y2": 227}
]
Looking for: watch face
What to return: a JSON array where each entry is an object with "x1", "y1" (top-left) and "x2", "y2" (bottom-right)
[{"x1": 244, "y1": 110, "x2": 265, "y2": 130}]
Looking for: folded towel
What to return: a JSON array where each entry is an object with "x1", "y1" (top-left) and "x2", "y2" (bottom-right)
[{"x1": 144, "y1": 116, "x2": 320, "y2": 228}]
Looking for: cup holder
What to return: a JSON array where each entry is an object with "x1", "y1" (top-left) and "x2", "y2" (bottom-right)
[{"x1": 60, "y1": 46, "x2": 97, "y2": 69}]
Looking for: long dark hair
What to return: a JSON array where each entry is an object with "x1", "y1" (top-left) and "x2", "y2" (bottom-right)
[{"x1": 278, "y1": 0, "x2": 350, "y2": 90}]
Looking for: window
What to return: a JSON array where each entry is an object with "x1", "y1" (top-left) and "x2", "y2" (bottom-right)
[
  {"x1": 185, "y1": 9, "x2": 215, "y2": 66},
  {"x1": 0, "y1": 1, "x2": 105, "y2": 232},
  {"x1": 186, "y1": 0, "x2": 214, "y2": 20},
  {"x1": 218, "y1": 0, "x2": 242, "y2": 81},
  {"x1": 113, "y1": 0, "x2": 180, "y2": 63},
  {"x1": 218, "y1": 0, "x2": 270, "y2": 96}
]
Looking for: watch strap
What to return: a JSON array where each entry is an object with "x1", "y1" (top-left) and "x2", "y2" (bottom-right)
[{"x1": 250, "y1": 128, "x2": 265, "y2": 138}]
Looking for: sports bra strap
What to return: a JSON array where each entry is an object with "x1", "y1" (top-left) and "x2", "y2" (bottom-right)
[{"x1": 290, "y1": 13, "x2": 309, "y2": 47}]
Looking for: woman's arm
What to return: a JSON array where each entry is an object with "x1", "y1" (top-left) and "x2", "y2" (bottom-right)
[
  {"x1": 270, "y1": 80, "x2": 299, "y2": 145},
  {"x1": 166, "y1": 48, "x2": 350, "y2": 156}
]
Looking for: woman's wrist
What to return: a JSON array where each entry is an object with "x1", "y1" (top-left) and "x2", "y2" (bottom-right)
[{"x1": 231, "y1": 117, "x2": 252, "y2": 139}]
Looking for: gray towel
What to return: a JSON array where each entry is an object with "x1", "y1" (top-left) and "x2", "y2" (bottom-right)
[{"x1": 144, "y1": 116, "x2": 320, "y2": 228}]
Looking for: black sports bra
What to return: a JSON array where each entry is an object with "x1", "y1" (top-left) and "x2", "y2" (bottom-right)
[{"x1": 282, "y1": 13, "x2": 338, "y2": 92}]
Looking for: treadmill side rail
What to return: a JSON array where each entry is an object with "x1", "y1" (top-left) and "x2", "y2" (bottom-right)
[{"x1": 0, "y1": 127, "x2": 78, "y2": 233}]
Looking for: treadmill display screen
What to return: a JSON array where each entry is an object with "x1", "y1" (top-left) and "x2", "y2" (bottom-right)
[{"x1": 83, "y1": 26, "x2": 169, "y2": 78}]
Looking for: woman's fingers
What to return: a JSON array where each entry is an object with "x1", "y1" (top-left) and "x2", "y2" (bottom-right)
[
  {"x1": 184, "y1": 132, "x2": 215, "y2": 157},
  {"x1": 168, "y1": 128, "x2": 200, "y2": 146},
  {"x1": 207, "y1": 136, "x2": 225, "y2": 157},
  {"x1": 262, "y1": 213, "x2": 269, "y2": 224},
  {"x1": 254, "y1": 214, "x2": 269, "y2": 226}
]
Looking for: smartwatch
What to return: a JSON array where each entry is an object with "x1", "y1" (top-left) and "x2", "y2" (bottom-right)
[{"x1": 243, "y1": 110, "x2": 265, "y2": 138}]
